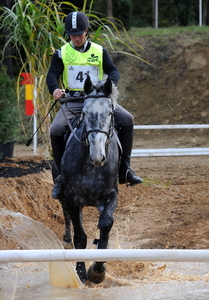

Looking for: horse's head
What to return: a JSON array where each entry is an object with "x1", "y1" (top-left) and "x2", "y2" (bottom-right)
[{"x1": 82, "y1": 76, "x2": 118, "y2": 167}]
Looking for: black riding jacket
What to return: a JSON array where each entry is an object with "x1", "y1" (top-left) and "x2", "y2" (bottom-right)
[{"x1": 46, "y1": 41, "x2": 120, "y2": 95}]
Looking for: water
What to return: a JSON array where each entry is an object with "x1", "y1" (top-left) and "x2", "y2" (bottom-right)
[
  {"x1": 0, "y1": 208, "x2": 209, "y2": 300},
  {"x1": 0, "y1": 208, "x2": 82, "y2": 295}
]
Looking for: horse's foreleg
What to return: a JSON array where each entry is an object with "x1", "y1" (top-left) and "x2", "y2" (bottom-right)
[
  {"x1": 98, "y1": 190, "x2": 118, "y2": 249},
  {"x1": 63, "y1": 209, "x2": 73, "y2": 246},
  {"x1": 69, "y1": 205, "x2": 88, "y2": 283},
  {"x1": 59, "y1": 198, "x2": 73, "y2": 247},
  {"x1": 87, "y1": 190, "x2": 118, "y2": 284}
]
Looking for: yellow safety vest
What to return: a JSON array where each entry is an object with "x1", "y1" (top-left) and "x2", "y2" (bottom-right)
[{"x1": 61, "y1": 42, "x2": 104, "y2": 91}]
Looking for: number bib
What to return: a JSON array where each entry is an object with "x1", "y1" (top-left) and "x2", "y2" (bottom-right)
[{"x1": 67, "y1": 65, "x2": 99, "y2": 90}]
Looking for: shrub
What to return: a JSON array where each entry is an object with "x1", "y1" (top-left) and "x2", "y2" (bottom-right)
[{"x1": 0, "y1": 67, "x2": 20, "y2": 144}]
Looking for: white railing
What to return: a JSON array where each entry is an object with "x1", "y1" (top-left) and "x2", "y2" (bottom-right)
[
  {"x1": 132, "y1": 124, "x2": 209, "y2": 157},
  {"x1": 134, "y1": 124, "x2": 209, "y2": 130},
  {"x1": 0, "y1": 249, "x2": 209, "y2": 263}
]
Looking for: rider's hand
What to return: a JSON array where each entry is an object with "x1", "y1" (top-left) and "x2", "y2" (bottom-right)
[{"x1": 53, "y1": 88, "x2": 65, "y2": 100}]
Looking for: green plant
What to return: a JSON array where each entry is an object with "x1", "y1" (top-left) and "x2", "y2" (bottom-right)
[
  {"x1": 0, "y1": 0, "x2": 146, "y2": 145},
  {"x1": 0, "y1": 66, "x2": 20, "y2": 143}
]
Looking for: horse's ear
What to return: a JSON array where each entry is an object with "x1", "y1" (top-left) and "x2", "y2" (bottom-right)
[
  {"x1": 103, "y1": 78, "x2": 112, "y2": 96},
  {"x1": 84, "y1": 74, "x2": 93, "y2": 94}
]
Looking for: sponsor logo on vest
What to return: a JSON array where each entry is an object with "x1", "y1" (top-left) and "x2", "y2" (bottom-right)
[
  {"x1": 68, "y1": 66, "x2": 74, "y2": 71},
  {"x1": 87, "y1": 53, "x2": 99, "y2": 63},
  {"x1": 65, "y1": 52, "x2": 76, "y2": 63}
]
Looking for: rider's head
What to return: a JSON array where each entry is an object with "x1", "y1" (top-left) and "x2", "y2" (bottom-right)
[{"x1": 65, "y1": 11, "x2": 89, "y2": 36}]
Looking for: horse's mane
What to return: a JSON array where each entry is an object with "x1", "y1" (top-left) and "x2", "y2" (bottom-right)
[{"x1": 95, "y1": 79, "x2": 119, "y2": 107}]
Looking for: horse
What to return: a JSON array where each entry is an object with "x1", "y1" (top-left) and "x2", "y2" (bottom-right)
[{"x1": 57, "y1": 75, "x2": 120, "y2": 284}]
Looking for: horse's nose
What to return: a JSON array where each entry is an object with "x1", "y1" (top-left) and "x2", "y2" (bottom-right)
[
  {"x1": 90, "y1": 154, "x2": 106, "y2": 167},
  {"x1": 100, "y1": 155, "x2": 106, "y2": 166}
]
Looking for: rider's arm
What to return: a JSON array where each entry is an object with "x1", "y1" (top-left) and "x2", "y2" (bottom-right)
[
  {"x1": 102, "y1": 48, "x2": 120, "y2": 85},
  {"x1": 46, "y1": 50, "x2": 64, "y2": 95}
]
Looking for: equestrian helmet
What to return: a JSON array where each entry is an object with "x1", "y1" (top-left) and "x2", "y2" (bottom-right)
[{"x1": 65, "y1": 12, "x2": 89, "y2": 36}]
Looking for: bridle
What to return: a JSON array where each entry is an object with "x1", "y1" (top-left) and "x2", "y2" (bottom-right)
[
  {"x1": 82, "y1": 94, "x2": 115, "y2": 147},
  {"x1": 65, "y1": 91, "x2": 115, "y2": 148}
]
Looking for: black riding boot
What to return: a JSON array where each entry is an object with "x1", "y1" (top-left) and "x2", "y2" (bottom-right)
[
  {"x1": 119, "y1": 125, "x2": 143, "y2": 186},
  {"x1": 50, "y1": 134, "x2": 66, "y2": 199}
]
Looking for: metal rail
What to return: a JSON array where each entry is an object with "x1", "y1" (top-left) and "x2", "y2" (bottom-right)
[{"x1": 132, "y1": 124, "x2": 209, "y2": 157}]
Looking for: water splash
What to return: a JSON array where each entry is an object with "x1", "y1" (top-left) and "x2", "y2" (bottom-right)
[
  {"x1": 1, "y1": 209, "x2": 209, "y2": 300},
  {"x1": 0, "y1": 208, "x2": 83, "y2": 292}
]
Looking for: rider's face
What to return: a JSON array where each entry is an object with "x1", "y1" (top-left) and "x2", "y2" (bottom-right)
[{"x1": 70, "y1": 30, "x2": 88, "y2": 48}]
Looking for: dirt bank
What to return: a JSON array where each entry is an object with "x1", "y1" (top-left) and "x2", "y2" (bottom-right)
[{"x1": 1, "y1": 31, "x2": 209, "y2": 255}]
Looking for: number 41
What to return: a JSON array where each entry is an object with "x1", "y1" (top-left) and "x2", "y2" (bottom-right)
[{"x1": 76, "y1": 71, "x2": 89, "y2": 82}]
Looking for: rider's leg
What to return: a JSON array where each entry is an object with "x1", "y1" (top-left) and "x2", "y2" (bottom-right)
[
  {"x1": 50, "y1": 134, "x2": 66, "y2": 199},
  {"x1": 50, "y1": 101, "x2": 84, "y2": 199},
  {"x1": 114, "y1": 104, "x2": 143, "y2": 186},
  {"x1": 50, "y1": 106, "x2": 69, "y2": 199},
  {"x1": 118, "y1": 125, "x2": 143, "y2": 186}
]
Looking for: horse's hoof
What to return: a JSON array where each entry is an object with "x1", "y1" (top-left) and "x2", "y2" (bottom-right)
[
  {"x1": 78, "y1": 273, "x2": 87, "y2": 284},
  {"x1": 87, "y1": 262, "x2": 106, "y2": 284},
  {"x1": 63, "y1": 233, "x2": 73, "y2": 247},
  {"x1": 63, "y1": 241, "x2": 73, "y2": 249}
]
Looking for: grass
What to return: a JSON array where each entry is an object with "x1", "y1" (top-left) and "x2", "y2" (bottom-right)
[
  {"x1": 109, "y1": 25, "x2": 209, "y2": 51},
  {"x1": 127, "y1": 25, "x2": 209, "y2": 38}
]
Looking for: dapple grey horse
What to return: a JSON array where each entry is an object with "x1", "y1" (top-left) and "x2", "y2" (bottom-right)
[{"x1": 57, "y1": 76, "x2": 120, "y2": 284}]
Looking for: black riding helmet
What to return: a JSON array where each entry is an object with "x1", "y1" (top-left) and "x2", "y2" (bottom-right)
[{"x1": 65, "y1": 12, "x2": 89, "y2": 36}]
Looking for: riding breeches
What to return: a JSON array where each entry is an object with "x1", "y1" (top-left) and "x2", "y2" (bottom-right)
[{"x1": 50, "y1": 101, "x2": 134, "y2": 136}]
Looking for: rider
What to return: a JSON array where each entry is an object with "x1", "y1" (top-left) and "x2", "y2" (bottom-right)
[{"x1": 46, "y1": 11, "x2": 143, "y2": 199}]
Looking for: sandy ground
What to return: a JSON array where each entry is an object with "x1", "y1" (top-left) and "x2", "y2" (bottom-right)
[{"x1": 1, "y1": 144, "x2": 209, "y2": 252}]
